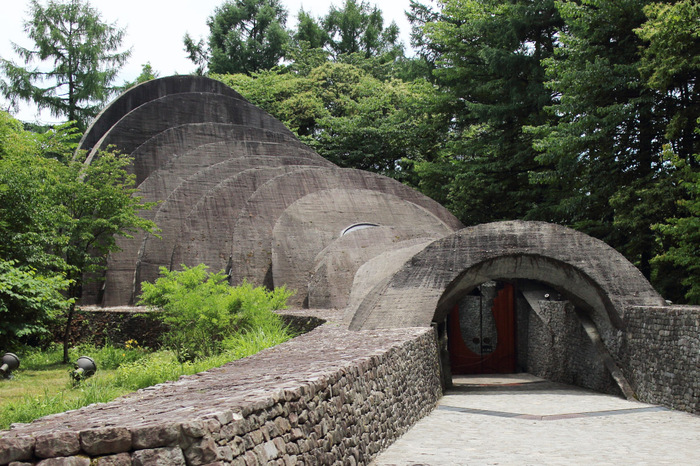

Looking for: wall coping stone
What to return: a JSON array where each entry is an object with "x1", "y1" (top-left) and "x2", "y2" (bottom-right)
[{"x1": 1, "y1": 309, "x2": 441, "y2": 465}]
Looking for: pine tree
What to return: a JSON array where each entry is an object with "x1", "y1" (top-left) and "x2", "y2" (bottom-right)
[
  {"x1": 0, "y1": 0, "x2": 130, "y2": 130},
  {"x1": 410, "y1": 0, "x2": 563, "y2": 225}
]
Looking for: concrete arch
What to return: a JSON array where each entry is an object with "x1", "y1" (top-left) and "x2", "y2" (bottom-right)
[
  {"x1": 129, "y1": 123, "x2": 314, "y2": 185},
  {"x1": 84, "y1": 93, "x2": 293, "y2": 167},
  {"x1": 227, "y1": 167, "x2": 463, "y2": 288},
  {"x1": 347, "y1": 221, "x2": 665, "y2": 333},
  {"x1": 271, "y1": 188, "x2": 455, "y2": 307},
  {"x1": 78, "y1": 76, "x2": 244, "y2": 154}
]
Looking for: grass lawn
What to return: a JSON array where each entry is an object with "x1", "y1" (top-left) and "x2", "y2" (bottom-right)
[{"x1": 0, "y1": 325, "x2": 293, "y2": 430}]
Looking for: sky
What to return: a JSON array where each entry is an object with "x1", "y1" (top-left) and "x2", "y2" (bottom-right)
[{"x1": 0, "y1": 0, "x2": 419, "y2": 124}]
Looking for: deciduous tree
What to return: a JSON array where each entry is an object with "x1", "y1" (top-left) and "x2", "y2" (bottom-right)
[{"x1": 0, "y1": 111, "x2": 157, "y2": 356}]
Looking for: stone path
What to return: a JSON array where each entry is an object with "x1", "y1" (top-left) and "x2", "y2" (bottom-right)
[{"x1": 372, "y1": 374, "x2": 700, "y2": 465}]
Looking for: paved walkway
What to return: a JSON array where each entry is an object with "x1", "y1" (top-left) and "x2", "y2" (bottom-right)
[{"x1": 372, "y1": 374, "x2": 700, "y2": 465}]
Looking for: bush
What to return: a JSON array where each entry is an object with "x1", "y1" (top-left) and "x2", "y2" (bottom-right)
[
  {"x1": 139, "y1": 265, "x2": 294, "y2": 361},
  {"x1": 0, "y1": 260, "x2": 70, "y2": 348}
]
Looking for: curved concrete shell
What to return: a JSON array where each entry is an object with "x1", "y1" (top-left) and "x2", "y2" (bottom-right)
[
  {"x1": 128, "y1": 123, "x2": 314, "y2": 185},
  {"x1": 228, "y1": 167, "x2": 463, "y2": 288},
  {"x1": 309, "y1": 231, "x2": 438, "y2": 310},
  {"x1": 347, "y1": 221, "x2": 666, "y2": 333},
  {"x1": 78, "y1": 75, "x2": 244, "y2": 154},
  {"x1": 84, "y1": 93, "x2": 294, "y2": 169},
  {"x1": 272, "y1": 189, "x2": 455, "y2": 307},
  {"x1": 80, "y1": 74, "x2": 665, "y2": 357}
]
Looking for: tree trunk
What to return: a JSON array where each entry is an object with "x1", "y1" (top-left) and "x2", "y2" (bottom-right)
[
  {"x1": 62, "y1": 301, "x2": 75, "y2": 364},
  {"x1": 63, "y1": 280, "x2": 81, "y2": 364}
]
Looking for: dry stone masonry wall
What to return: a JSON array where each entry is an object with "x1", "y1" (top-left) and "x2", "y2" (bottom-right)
[
  {"x1": 0, "y1": 317, "x2": 442, "y2": 465},
  {"x1": 625, "y1": 305, "x2": 700, "y2": 413}
]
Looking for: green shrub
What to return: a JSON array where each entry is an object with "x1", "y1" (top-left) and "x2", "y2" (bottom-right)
[{"x1": 139, "y1": 265, "x2": 294, "y2": 361}]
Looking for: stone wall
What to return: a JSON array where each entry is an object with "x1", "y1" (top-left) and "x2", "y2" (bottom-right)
[
  {"x1": 624, "y1": 305, "x2": 700, "y2": 413},
  {"x1": 0, "y1": 319, "x2": 442, "y2": 465},
  {"x1": 54, "y1": 307, "x2": 326, "y2": 349},
  {"x1": 516, "y1": 296, "x2": 621, "y2": 396}
]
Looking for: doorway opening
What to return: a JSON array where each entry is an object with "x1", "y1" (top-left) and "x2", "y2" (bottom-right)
[
  {"x1": 441, "y1": 279, "x2": 626, "y2": 397},
  {"x1": 448, "y1": 281, "x2": 516, "y2": 374}
]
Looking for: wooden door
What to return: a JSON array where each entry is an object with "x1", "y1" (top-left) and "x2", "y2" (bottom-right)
[{"x1": 448, "y1": 283, "x2": 516, "y2": 374}]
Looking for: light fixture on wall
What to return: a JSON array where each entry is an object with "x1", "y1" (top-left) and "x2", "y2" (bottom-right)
[
  {"x1": 71, "y1": 356, "x2": 97, "y2": 383},
  {"x1": 1, "y1": 352, "x2": 20, "y2": 378}
]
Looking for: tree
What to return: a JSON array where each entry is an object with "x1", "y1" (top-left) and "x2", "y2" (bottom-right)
[
  {"x1": 119, "y1": 63, "x2": 160, "y2": 92},
  {"x1": 184, "y1": 0, "x2": 290, "y2": 75},
  {"x1": 0, "y1": 0, "x2": 130, "y2": 130},
  {"x1": 636, "y1": 0, "x2": 700, "y2": 164},
  {"x1": 529, "y1": 0, "x2": 671, "y2": 280},
  {"x1": 215, "y1": 61, "x2": 445, "y2": 184},
  {"x1": 322, "y1": 0, "x2": 401, "y2": 59},
  {"x1": 0, "y1": 111, "x2": 157, "y2": 357},
  {"x1": 652, "y1": 148, "x2": 700, "y2": 304},
  {"x1": 0, "y1": 259, "x2": 69, "y2": 347},
  {"x1": 408, "y1": 0, "x2": 563, "y2": 225},
  {"x1": 57, "y1": 150, "x2": 158, "y2": 361}
]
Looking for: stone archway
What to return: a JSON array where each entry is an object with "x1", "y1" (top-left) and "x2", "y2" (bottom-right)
[
  {"x1": 346, "y1": 220, "x2": 664, "y2": 397},
  {"x1": 347, "y1": 220, "x2": 665, "y2": 333}
]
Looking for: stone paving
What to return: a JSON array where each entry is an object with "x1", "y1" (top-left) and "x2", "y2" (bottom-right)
[{"x1": 372, "y1": 374, "x2": 700, "y2": 465}]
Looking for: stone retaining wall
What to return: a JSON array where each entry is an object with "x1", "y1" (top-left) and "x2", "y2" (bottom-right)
[
  {"x1": 0, "y1": 320, "x2": 442, "y2": 465},
  {"x1": 625, "y1": 305, "x2": 700, "y2": 413},
  {"x1": 52, "y1": 307, "x2": 325, "y2": 349}
]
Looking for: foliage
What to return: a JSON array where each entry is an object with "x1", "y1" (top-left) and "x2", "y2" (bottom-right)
[
  {"x1": 407, "y1": 0, "x2": 563, "y2": 225},
  {"x1": 0, "y1": 260, "x2": 69, "y2": 347},
  {"x1": 636, "y1": 0, "x2": 700, "y2": 162},
  {"x1": 652, "y1": 150, "x2": 700, "y2": 303},
  {"x1": 1, "y1": 318, "x2": 295, "y2": 429},
  {"x1": 184, "y1": 0, "x2": 289, "y2": 75},
  {"x1": 118, "y1": 63, "x2": 160, "y2": 92},
  {"x1": 0, "y1": 0, "x2": 130, "y2": 130},
  {"x1": 2, "y1": 297, "x2": 297, "y2": 428},
  {"x1": 524, "y1": 0, "x2": 697, "y2": 298},
  {"x1": 321, "y1": 0, "x2": 401, "y2": 59},
  {"x1": 0, "y1": 111, "x2": 158, "y2": 356},
  {"x1": 214, "y1": 62, "x2": 444, "y2": 184},
  {"x1": 139, "y1": 264, "x2": 293, "y2": 362}
]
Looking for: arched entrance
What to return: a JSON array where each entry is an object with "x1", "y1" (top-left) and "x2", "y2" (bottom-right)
[{"x1": 346, "y1": 221, "x2": 665, "y2": 397}]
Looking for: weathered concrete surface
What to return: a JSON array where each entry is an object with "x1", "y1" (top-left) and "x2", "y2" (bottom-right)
[
  {"x1": 84, "y1": 93, "x2": 293, "y2": 168},
  {"x1": 348, "y1": 221, "x2": 666, "y2": 333},
  {"x1": 139, "y1": 157, "x2": 331, "y2": 279},
  {"x1": 229, "y1": 167, "x2": 463, "y2": 289},
  {"x1": 309, "y1": 231, "x2": 439, "y2": 310},
  {"x1": 78, "y1": 76, "x2": 245, "y2": 155},
  {"x1": 343, "y1": 241, "x2": 434, "y2": 324},
  {"x1": 129, "y1": 123, "x2": 312, "y2": 185},
  {"x1": 272, "y1": 189, "x2": 455, "y2": 307},
  {"x1": 154, "y1": 166, "x2": 308, "y2": 283},
  {"x1": 101, "y1": 146, "x2": 330, "y2": 305}
]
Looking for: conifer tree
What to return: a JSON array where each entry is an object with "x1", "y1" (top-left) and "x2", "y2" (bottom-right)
[{"x1": 0, "y1": 0, "x2": 130, "y2": 130}]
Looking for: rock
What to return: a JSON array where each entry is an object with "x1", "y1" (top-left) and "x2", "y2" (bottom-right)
[
  {"x1": 0, "y1": 437, "x2": 34, "y2": 464},
  {"x1": 131, "y1": 423, "x2": 179, "y2": 449},
  {"x1": 79, "y1": 427, "x2": 131, "y2": 456},
  {"x1": 131, "y1": 447, "x2": 186, "y2": 466},
  {"x1": 35, "y1": 432, "x2": 80, "y2": 458}
]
